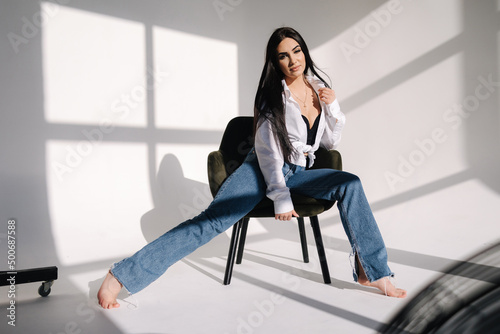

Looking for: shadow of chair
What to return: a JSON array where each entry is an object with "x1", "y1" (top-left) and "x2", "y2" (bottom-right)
[{"x1": 207, "y1": 116, "x2": 342, "y2": 285}]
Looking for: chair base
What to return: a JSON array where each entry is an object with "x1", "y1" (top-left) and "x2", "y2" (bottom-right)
[
  {"x1": 0, "y1": 266, "x2": 58, "y2": 297},
  {"x1": 223, "y1": 217, "x2": 331, "y2": 285}
]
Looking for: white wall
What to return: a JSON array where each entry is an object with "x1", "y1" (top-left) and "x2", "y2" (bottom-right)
[{"x1": 0, "y1": 0, "x2": 498, "y2": 289}]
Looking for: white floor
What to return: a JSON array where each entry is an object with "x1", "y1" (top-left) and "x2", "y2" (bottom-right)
[{"x1": 2, "y1": 178, "x2": 499, "y2": 334}]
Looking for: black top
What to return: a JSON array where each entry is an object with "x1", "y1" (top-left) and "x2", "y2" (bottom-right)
[{"x1": 301, "y1": 113, "x2": 321, "y2": 146}]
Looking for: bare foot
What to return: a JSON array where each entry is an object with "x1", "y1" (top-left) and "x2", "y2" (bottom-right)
[
  {"x1": 356, "y1": 256, "x2": 407, "y2": 298},
  {"x1": 358, "y1": 276, "x2": 407, "y2": 298},
  {"x1": 98, "y1": 271, "x2": 123, "y2": 309}
]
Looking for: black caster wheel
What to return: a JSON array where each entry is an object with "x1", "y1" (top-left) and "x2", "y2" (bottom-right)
[{"x1": 38, "y1": 281, "x2": 53, "y2": 297}]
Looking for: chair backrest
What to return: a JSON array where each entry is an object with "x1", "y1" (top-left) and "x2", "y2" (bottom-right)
[{"x1": 219, "y1": 116, "x2": 254, "y2": 172}]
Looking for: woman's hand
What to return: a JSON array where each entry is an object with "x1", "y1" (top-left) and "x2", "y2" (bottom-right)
[
  {"x1": 318, "y1": 87, "x2": 336, "y2": 105},
  {"x1": 275, "y1": 209, "x2": 299, "y2": 221}
]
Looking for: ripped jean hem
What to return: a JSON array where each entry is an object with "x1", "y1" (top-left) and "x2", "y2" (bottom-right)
[
  {"x1": 110, "y1": 261, "x2": 133, "y2": 296},
  {"x1": 349, "y1": 247, "x2": 394, "y2": 283}
]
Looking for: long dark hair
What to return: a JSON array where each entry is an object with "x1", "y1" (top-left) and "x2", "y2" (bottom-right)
[{"x1": 254, "y1": 27, "x2": 330, "y2": 163}]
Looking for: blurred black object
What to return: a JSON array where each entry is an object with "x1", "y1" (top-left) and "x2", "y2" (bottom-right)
[{"x1": 380, "y1": 241, "x2": 500, "y2": 334}]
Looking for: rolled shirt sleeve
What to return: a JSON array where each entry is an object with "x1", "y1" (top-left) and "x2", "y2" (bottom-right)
[{"x1": 254, "y1": 118, "x2": 295, "y2": 214}]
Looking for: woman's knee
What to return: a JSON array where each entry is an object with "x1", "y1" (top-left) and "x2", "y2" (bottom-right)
[
  {"x1": 340, "y1": 171, "x2": 361, "y2": 184},
  {"x1": 339, "y1": 172, "x2": 364, "y2": 194}
]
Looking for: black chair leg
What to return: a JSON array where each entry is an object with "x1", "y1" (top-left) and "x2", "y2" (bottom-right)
[
  {"x1": 223, "y1": 219, "x2": 243, "y2": 285},
  {"x1": 236, "y1": 218, "x2": 250, "y2": 264},
  {"x1": 297, "y1": 217, "x2": 309, "y2": 263},
  {"x1": 309, "y1": 216, "x2": 331, "y2": 284}
]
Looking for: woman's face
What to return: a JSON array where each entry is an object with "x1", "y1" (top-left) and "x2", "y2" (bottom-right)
[{"x1": 276, "y1": 37, "x2": 306, "y2": 82}]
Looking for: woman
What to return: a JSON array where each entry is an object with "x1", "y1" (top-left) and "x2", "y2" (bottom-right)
[{"x1": 98, "y1": 27, "x2": 406, "y2": 309}]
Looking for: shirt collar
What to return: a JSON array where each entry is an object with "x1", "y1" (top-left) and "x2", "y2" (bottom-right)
[
  {"x1": 282, "y1": 79, "x2": 292, "y2": 100},
  {"x1": 306, "y1": 75, "x2": 326, "y2": 92}
]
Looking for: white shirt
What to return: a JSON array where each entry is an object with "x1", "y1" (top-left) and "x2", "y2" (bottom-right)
[{"x1": 254, "y1": 75, "x2": 346, "y2": 214}]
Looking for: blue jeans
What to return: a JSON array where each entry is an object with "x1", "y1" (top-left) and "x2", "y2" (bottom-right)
[{"x1": 111, "y1": 149, "x2": 393, "y2": 294}]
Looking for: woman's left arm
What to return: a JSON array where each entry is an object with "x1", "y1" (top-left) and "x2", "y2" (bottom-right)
[{"x1": 319, "y1": 87, "x2": 346, "y2": 150}]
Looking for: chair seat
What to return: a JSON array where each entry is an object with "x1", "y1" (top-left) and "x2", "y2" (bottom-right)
[{"x1": 247, "y1": 196, "x2": 334, "y2": 218}]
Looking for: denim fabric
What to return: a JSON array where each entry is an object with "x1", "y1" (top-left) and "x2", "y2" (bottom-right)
[
  {"x1": 111, "y1": 150, "x2": 392, "y2": 294},
  {"x1": 285, "y1": 164, "x2": 393, "y2": 282},
  {"x1": 111, "y1": 149, "x2": 266, "y2": 294}
]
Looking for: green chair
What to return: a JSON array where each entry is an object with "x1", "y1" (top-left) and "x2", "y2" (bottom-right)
[{"x1": 207, "y1": 116, "x2": 342, "y2": 285}]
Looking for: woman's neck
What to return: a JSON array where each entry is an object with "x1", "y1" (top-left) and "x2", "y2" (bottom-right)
[{"x1": 285, "y1": 74, "x2": 307, "y2": 91}]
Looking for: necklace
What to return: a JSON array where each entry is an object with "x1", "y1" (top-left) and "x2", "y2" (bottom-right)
[{"x1": 291, "y1": 84, "x2": 308, "y2": 110}]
